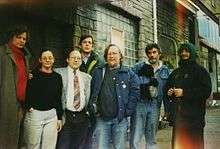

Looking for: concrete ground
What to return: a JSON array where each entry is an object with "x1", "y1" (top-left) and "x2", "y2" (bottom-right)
[
  {"x1": 155, "y1": 106, "x2": 220, "y2": 149},
  {"x1": 101, "y1": 104, "x2": 220, "y2": 149}
]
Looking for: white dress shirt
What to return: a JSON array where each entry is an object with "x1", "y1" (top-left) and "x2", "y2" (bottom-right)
[{"x1": 66, "y1": 66, "x2": 86, "y2": 111}]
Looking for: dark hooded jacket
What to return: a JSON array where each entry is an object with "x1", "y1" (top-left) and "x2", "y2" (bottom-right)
[{"x1": 165, "y1": 43, "x2": 212, "y2": 127}]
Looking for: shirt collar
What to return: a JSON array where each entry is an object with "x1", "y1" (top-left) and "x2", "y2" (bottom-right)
[{"x1": 67, "y1": 66, "x2": 79, "y2": 75}]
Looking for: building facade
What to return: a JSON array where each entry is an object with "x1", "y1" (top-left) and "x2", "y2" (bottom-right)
[
  {"x1": 1, "y1": 0, "x2": 219, "y2": 89},
  {"x1": 157, "y1": 0, "x2": 198, "y2": 69},
  {"x1": 194, "y1": 0, "x2": 220, "y2": 93}
]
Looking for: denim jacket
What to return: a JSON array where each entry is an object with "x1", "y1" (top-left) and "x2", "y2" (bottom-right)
[
  {"x1": 89, "y1": 65, "x2": 139, "y2": 122},
  {"x1": 132, "y1": 62, "x2": 170, "y2": 104}
]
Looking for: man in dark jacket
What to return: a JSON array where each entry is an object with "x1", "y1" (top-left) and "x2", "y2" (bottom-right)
[
  {"x1": 165, "y1": 43, "x2": 212, "y2": 149},
  {"x1": 78, "y1": 34, "x2": 104, "y2": 149},
  {"x1": 89, "y1": 44, "x2": 139, "y2": 149}
]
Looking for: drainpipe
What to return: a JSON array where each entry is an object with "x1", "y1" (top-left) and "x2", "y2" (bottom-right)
[{"x1": 153, "y1": 0, "x2": 157, "y2": 43}]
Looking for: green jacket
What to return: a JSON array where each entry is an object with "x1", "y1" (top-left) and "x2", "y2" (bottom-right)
[{"x1": 0, "y1": 44, "x2": 31, "y2": 149}]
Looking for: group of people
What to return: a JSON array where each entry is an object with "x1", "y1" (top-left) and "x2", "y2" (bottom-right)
[{"x1": 0, "y1": 24, "x2": 212, "y2": 149}]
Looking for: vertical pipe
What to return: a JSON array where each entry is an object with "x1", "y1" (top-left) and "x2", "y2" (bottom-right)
[{"x1": 153, "y1": 0, "x2": 157, "y2": 43}]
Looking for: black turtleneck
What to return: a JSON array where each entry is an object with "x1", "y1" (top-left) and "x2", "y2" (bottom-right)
[{"x1": 25, "y1": 69, "x2": 63, "y2": 120}]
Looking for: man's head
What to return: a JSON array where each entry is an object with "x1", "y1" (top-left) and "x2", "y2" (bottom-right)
[
  {"x1": 104, "y1": 44, "x2": 123, "y2": 69},
  {"x1": 79, "y1": 34, "x2": 94, "y2": 54},
  {"x1": 66, "y1": 49, "x2": 82, "y2": 70},
  {"x1": 178, "y1": 43, "x2": 196, "y2": 62},
  {"x1": 7, "y1": 25, "x2": 29, "y2": 49},
  {"x1": 39, "y1": 50, "x2": 55, "y2": 70},
  {"x1": 145, "y1": 43, "x2": 161, "y2": 65}
]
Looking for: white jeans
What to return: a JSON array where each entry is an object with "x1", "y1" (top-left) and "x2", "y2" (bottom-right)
[{"x1": 24, "y1": 109, "x2": 58, "y2": 149}]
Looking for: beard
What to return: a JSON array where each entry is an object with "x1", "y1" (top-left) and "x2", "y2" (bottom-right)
[{"x1": 148, "y1": 58, "x2": 157, "y2": 64}]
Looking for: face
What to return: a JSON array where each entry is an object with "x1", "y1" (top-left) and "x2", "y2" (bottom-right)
[
  {"x1": 80, "y1": 37, "x2": 93, "y2": 54},
  {"x1": 180, "y1": 49, "x2": 190, "y2": 60},
  {"x1": 39, "y1": 51, "x2": 55, "y2": 69},
  {"x1": 146, "y1": 48, "x2": 160, "y2": 64},
  {"x1": 107, "y1": 46, "x2": 121, "y2": 68},
  {"x1": 10, "y1": 32, "x2": 27, "y2": 49},
  {"x1": 67, "y1": 50, "x2": 82, "y2": 70}
]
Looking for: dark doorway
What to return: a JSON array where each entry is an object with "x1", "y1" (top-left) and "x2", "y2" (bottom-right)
[{"x1": 0, "y1": 7, "x2": 73, "y2": 69}]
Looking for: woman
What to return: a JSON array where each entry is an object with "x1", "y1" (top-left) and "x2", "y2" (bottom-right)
[{"x1": 24, "y1": 50, "x2": 63, "y2": 149}]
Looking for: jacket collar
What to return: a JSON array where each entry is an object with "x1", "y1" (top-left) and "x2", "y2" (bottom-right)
[
  {"x1": 98, "y1": 64, "x2": 129, "y2": 73},
  {"x1": 5, "y1": 44, "x2": 31, "y2": 57}
]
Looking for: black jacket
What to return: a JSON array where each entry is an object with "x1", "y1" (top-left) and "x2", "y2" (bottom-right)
[{"x1": 165, "y1": 61, "x2": 212, "y2": 127}]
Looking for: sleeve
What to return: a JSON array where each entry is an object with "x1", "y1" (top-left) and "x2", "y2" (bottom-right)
[
  {"x1": 0, "y1": 47, "x2": 4, "y2": 97},
  {"x1": 85, "y1": 75, "x2": 92, "y2": 107},
  {"x1": 55, "y1": 75, "x2": 64, "y2": 120},
  {"x1": 24, "y1": 79, "x2": 34, "y2": 110},
  {"x1": 0, "y1": 52, "x2": 2, "y2": 90},
  {"x1": 88, "y1": 69, "x2": 98, "y2": 114},
  {"x1": 164, "y1": 71, "x2": 176, "y2": 97},
  {"x1": 161, "y1": 68, "x2": 172, "y2": 113},
  {"x1": 125, "y1": 69, "x2": 140, "y2": 116},
  {"x1": 131, "y1": 64, "x2": 138, "y2": 74}
]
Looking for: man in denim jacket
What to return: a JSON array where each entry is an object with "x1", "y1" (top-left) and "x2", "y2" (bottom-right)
[
  {"x1": 89, "y1": 44, "x2": 139, "y2": 149},
  {"x1": 130, "y1": 43, "x2": 170, "y2": 149}
]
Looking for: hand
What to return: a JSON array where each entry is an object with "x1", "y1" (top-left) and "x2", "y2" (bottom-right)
[
  {"x1": 57, "y1": 120, "x2": 63, "y2": 132},
  {"x1": 167, "y1": 88, "x2": 174, "y2": 96},
  {"x1": 173, "y1": 88, "x2": 183, "y2": 97},
  {"x1": 73, "y1": 100, "x2": 80, "y2": 109},
  {"x1": 28, "y1": 73, "x2": 33, "y2": 79},
  {"x1": 29, "y1": 107, "x2": 34, "y2": 112}
]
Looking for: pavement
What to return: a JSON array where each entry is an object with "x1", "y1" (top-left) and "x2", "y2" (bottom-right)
[{"x1": 155, "y1": 105, "x2": 220, "y2": 149}]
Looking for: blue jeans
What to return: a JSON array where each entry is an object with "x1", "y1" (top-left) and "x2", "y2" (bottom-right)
[
  {"x1": 92, "y1": 117, "x2": 128, "y2": 149},
  {"x1": 130, "y1": 101, "x2": 158, "y2": 149}
]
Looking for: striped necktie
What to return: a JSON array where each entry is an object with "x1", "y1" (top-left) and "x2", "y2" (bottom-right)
[{"x1": 73, "y1": 72, "x2": 80, "y2": 108}]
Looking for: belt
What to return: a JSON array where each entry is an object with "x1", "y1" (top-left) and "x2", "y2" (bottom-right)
[{"x1": 65, "y1": 109, "x2": 87, "y2": 117}]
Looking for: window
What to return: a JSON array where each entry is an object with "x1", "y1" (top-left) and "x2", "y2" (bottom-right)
[
  {"x1": 111, "y1": 27, "x2": 125, "y2": 54},
  {"x1": 158, "y1": 35, "x2": 178, "y2": 69},
  {"x1": 111, "y1": 27, "x2": 138, "y2": 66}
]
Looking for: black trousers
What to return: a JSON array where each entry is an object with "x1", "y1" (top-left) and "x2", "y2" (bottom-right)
[{"x1": 56, "y1": 109, "x2": 89, "y2": 149}]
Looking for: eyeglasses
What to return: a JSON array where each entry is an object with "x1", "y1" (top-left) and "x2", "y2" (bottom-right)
[{"x1": 69, "y1": 57, "x2": 81, "y2": 60}]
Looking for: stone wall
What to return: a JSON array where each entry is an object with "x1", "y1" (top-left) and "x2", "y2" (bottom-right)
[{"x1": 72, "y1": 0, "x2": 154, "y2": 65}]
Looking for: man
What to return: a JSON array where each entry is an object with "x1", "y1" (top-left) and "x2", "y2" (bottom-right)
[
  {"x1": 89, "y1": 44, "x2": 139, "y2": 149},
  {"x1": 55, "y1": 49, "x2": 92, "y2": 149},
  {"x1": 130, "y1": 43, "x2": 170, "y2": 149},
  {"x1": 78, "y1": 34, "x2": 104, "y2": 148},
  {"x1": 166, "y1": 43, "x2": 212, "y2": 149},
  {"x1": 79, "y1": 34, "x2": 103, "y2": 75},
  {"x1": 0, "y1": 25, "x2": 31, "y2": 149}
]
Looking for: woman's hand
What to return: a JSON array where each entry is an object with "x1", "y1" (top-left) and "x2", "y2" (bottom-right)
[
  {"x1": 28, "y1": 73, "x2": 33, "y2": 79},
  {"x1": 29, "y1": 107, "x2": 34, "y2": 112},
  {"x1": 57, "y1": 120, "x2": 63, "y2": 132}
]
